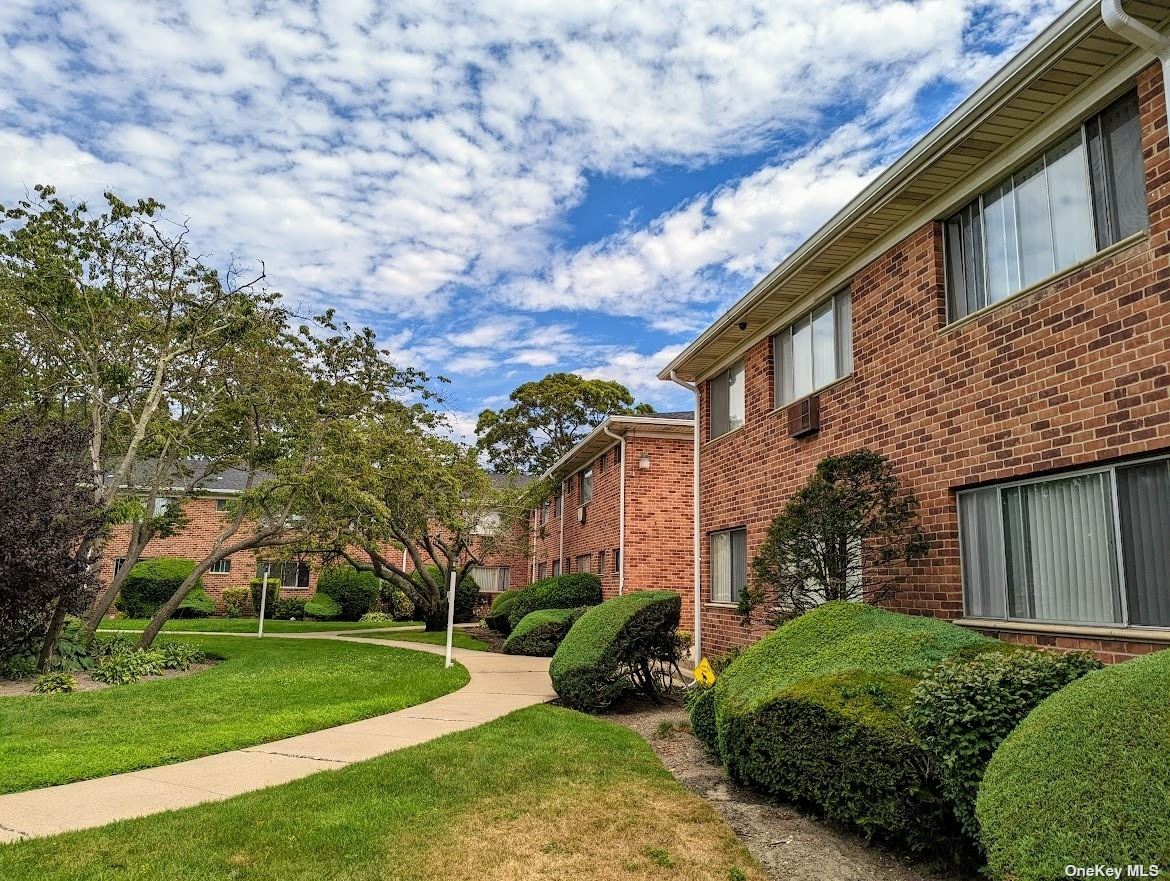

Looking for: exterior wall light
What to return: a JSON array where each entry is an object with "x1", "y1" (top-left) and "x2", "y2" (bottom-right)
[{"x1": 639, "y1": 453, "x2": 651, "y2": 470}]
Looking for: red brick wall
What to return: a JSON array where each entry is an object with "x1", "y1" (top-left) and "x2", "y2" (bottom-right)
[
  {"x1": 697, "y1": 63, "x2": 1170, "y2": 662},
  {"x1": 530, "y1": 433, "x2": 695, "y2": 620}
]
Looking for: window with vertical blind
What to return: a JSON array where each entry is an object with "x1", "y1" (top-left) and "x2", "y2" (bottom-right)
[
  {"x1": 958, "y1": 455, "x2": 1170, "y2": 628},
  {"x1": 470, "y1": 566, "x2": 509, "y2": 593},
  {"x1": 710, "y1": 528, "x2": 747, "y2": 604},
  {"x1": 580, "y1": 468, "x2": 594, "y2": 506},
  {"x1": 537, "y1": 562, "x2": 547, "y2": 580},
  {"x1": 575, "y1": 554, "x2": 593, "y2": 574},
  {"x1": 773, "y1": 290, "x2": 852, "y2": 406},
  {"x1": 945, "y1": 90, "x2": 1147, "y2": 322},
  {"x1": 709, "y1": 360, "x2": 745, "y2": 440}
]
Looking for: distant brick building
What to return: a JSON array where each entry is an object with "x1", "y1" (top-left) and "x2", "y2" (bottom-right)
[
  {"x1": 660, "y1": 4, "x2": 1170, "y2": 663},
  {"x1": 528, "y1": 413, "x2": 696, "y2": 626}
]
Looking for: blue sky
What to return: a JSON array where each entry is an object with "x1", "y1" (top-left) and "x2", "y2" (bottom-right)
[{"x1": 0, "y1": 0, "x2": 1069, "y2": 439}]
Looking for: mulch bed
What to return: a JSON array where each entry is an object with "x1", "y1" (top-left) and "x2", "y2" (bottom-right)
[{"x1": 0, "y1": 662, "x2": 216, "y2": 697}]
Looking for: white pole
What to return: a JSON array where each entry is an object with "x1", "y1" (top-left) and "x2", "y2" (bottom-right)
[
  {"x1": 444, "y1": 569, "x2": 457, "y2": 668},
  {"x1": 258, "y1": 567, "x2": 269, "y2": 639}
]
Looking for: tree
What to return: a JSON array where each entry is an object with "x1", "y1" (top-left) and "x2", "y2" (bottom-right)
[
  {"x1": 476, "y1": 372, "x2": 653, "y2": 474},
  {"x1": 0, "y1": 185, "x2": 278, "y2": 648},
  {"x1": 746, "y1": 449, "x2": 928, "y2": 623},
  {"x1": 0, "y1": 414, "x2": 108, "y2": 672}
]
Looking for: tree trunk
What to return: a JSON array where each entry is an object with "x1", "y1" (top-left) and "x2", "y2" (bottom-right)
[
  {"x1": 422, "y1": 609, "x2": 448, "y2": 632},
  {"x1": 84, "y1": 533, "x2": 147, "y2": 642},
  {"x1": 37, "y1": 599, "x2": 69, "y2": 673},
  {"x1": 139, "y1": 565, "x2": 208, "y2": 648}
]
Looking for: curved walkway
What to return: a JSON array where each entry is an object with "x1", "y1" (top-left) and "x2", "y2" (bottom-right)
[{"x1": 0, "y1": 632, "x2": 554, "y2": 843}]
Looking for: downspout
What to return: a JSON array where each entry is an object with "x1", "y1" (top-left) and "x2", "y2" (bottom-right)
[
  {"x1": 602, "y1": 423, "x2": 626, "y2": 594},
  {"x1": 558, "y1": 478, "x2": 565, "y2": 575},
  {"x1": 670, "y1": 370, "x2": 702, "y2": 667},
  {"x1": 1101, "y1": 0, "x2": 1170, "y2": 122}
]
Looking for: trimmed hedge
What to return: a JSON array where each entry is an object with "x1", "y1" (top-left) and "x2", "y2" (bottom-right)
[
  {"x1": 503, "y1": 607, "x2": 585, "y2": 656},
  {"x1": 316, "y1": 566, "x2": 379, "y2": 620},
  {"x1": 509, "y1": 573, "x2": 601, "y2": 629},
  {"x1": 977, "y1": 649, "x2": 1170, "y2": 879},
  {"x1": 550, "y1": 590, "x2": 681, "y2": 711},
  {"x1": 686, "y1": 684, "x2": 718, "y2": 753},
  {"x1": 116, "y1": 558, "x2": 203, "y2": 618},
  {"x1": 175, "y1": 586, "x2": 215, "y2": 618},
  {"x1": 303, "y1": 593, "x2": 342, "y2": 620},
  {"x1": 485, "y1": 589, "x2": 524, "y2": 634},
  {"x1": 909, "y1": 648, "x2": 1101, "y2": 843},
  {"x1": 249, "y1": 578, "x2": 280, "y2": 618},
  {"x1": 714, "y1": 602, "x2": 992, "y2": 850}
]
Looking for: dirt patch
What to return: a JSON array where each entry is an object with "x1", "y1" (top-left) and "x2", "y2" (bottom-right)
[
  {"x1": 465, "y1": 624, "x2": 508, "y2": 652},
  {"x1": 611, "y1": 698, "x2": 966, "y2": 881},
  {"x1": 0, "y1": 662, "x2": 215, "y2": 697}
]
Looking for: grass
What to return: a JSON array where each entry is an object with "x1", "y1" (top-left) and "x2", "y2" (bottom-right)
[
  {"x1": 0, "y1": 636, "x2": 467, "y2": 793},
  {"x1": 365, "y1": 629, "x2": 490, "y2": 651},
  {"x1": 0, "y1": 706, "x2": 765, "y2": 881},
  {"x1": 99, "y1": 617, "x2": 421, "y2": 634}
]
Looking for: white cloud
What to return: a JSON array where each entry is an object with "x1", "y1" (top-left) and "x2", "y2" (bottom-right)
[{"x1": 574, "y1": 345, "x2": 690, "y2": 411}]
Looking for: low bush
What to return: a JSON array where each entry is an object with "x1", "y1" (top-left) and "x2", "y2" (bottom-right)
[
  {"x1": 33, "y1": 672, "x2": 76, "y2": 694},
  {"x1": 271, "y1": 596, "x2": 307, "y2": 620},
  {"x1": 91, "y1": 633, "x2": 136, "y2": 658},
  {"x1": 550, "y1": 591, "x2": 681, "y2": 711},
  {"x1": 485, "y1": 589, "x2": 524, "y2": 634},
  {"x1": 317, "y1": 567, "x2": 379, "y2": 620},
  {"x1": 509, "y1": 573, "x2": 601, "y2": 629},
  {"x1": 686, "y1": 684, "x2": 718, "y2": 753},
  {"x1": 303, "y1": 593, "x2": 342, "y2": 620},
  {"x1": 909, "y1": 648, "x2": 1101, "y2": 843},
  {"x1": 50, "y1": 617, "x2": 94, "y2": 671},
  {"x1": 221, "y1": 586, "x2": 250, "y2": 617},
  {"x1": 116, "y1": 558, "x2": 202, "y2": 618},
  {"x1": 380, "y1": 586, "x2": 415, "y2": 621},
  {"x1": 174, "y1": 586, "x2": 216, "y2": 618},
  {"x1": 714, "y1": 602, "x2": 993, "y2": 850},
  {"x1": 977, "y1": 650, "x2": 1170, "y2": 879},
  {"x1": 503, "y1": 607, "x2": 586, "y2": 656},
  {"x1": 156, "y1": 641, "x2": 207, "y2": 671},
  {"x1": 249, "y1": 578, "x2": 279, "y2": 618},
  {"x1": 359, "y1": 611, "x2": 393, "y2": 623},
  {"x1": 92, "y1": 650, "x2": 166, "y2": 685},
  {"x1": 412, "y1": 566, "x2": 481, "y2": 623}
]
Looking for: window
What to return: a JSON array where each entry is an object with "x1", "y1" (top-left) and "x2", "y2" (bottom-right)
[
  {"x1": 596, "y1": 454, "x2": 604, "y2": 475},
  {"x1": 710, "y1": 528, "x2": 747, "y2": 604},
  {"x1": 596, "y1": 550, "x2": 605, "y2": 574},
  {"x1": 580, "y1": 468, "x2": 594, "y2": 506},
  {"x1": 215, "y1": 498, "x2": 230, "y2": 513},
  {"x1": 556, "y1": 486, "x2": 564, "y2": 517},
  {"x1": 152, "y1": 497, "x2": 176, "y2": 517},
  {"x1": 774, "y1": 290, "x2": 853, "y2": 406},
  {"x1": 470, "y1": 565, "x2": 510, "y2": 593},
  {"x1": 613, "y1": 446, "x2": 622, "y2": 468},
  {"x1": 552, "y1": 559, "x2": 561, "y2": 577},
  {"x1": 537, "y1": 562, "x2": 547, "y2": 580},
  {"x1": 209, "y1": 558, "x2": 232, "y2": 575},
  {"x1": 540, "y1": 501, "x2": 550, "y2": 527},
  {"x1": 257, "y1": 561, "x2": 310, "y2": 589},
  {"x1": 612, "y1": 548, "x2": 621, "y2": 574},
  {"x1": 710, "y1": 359, "x2": 745, "y2": 439},
  {"x1": 114, "y1": 557, "x2": 127, "y2": 575},
  {"x1": 945, "y1": 90, "x2": 1147, "y2": 322},
  {"x1": 958, "y1": 455, "x2": 1170, "y2": 628},
  {"x1": 471, "y1": 511, "x2": 502, "y2": 536},
  {"x1": 576, "y1": 553, "x2": 592, "y2": 574}
]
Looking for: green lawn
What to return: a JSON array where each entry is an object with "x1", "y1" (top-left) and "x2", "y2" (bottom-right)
[
  {"x1": 0, "y1": 636, "x2": 467, "y2": 793},
  {"x1": 0, "y1": 706, "x2": 764, "y2": 881},
  {"x1": 367, "y1": 629, "x2": 490, "y2": 651},
  {"x1": 99, "y1": 617, "x2": 420, "y2": 634}
]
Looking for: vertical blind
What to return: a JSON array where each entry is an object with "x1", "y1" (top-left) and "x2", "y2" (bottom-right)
[
  {"x1": 710, "y1": 360, "x2": 745, "y2": 439},
  {"x1": 711, "y1": 529, "x2": 746, "y2": 603},
  {"x1": 959, "y1": 457, "x2": 1170, "y2": 627},
  {"x1": 470, "y1": 566, "x2": 509, "y2": 593},
  {"x1": 774, "y1": 290, "x2": 853, "y2": 406}
]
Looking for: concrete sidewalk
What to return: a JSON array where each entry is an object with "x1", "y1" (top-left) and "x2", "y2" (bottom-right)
[{"x1": 0, "y1": 634, "x2": 554, "y2": 843}]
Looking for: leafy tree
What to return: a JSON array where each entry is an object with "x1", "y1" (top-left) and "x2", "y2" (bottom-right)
[
  {"x1": 476, "y1": 372, "x2": 653, "y2": 474},
  {"x1": 0, "y1": 414, "x2": 108, "y2": 671},
  {"x1": 746, "y1": 449, "x2": 928, "y2": 623}
]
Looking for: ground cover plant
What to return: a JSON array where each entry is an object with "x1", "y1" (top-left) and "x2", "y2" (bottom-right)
[
  {"x1": 0, "y1": 706, "x2": 763, "y2": 881},
  {"x1": 504, "y1": 607, "x2": 586, "y2": 656},
  {"x1": 977, "y1": 649, "x2": 1170, "y2": 880},
  {"x1": 509, "y1": 573, "x2": 601, "y2": 629},
  {"x1": 551, "y1": 590, "x2": 682, "y2": 710},
  {"x1": 711, "y1": 602, "x2": 992, "y2": 851},
  {"x1": 0, "y1": 636, "x2": 466, "y2": 793}
]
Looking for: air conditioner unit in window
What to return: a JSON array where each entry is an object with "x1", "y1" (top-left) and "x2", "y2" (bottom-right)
[
  {"x1": 577, "y1": 506, "x2": 586, "y2": 524},
  {"x1": 787, "y1": 394, "x2": 821, "y2": 438}
]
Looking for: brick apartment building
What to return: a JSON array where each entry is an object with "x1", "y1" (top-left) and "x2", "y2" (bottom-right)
[
  {"x1": 528, "y1": 413, "x2": 696, "y2": 624},
  {"x1": 99, "y1": 467, "x2": 531, "y2": 614},
  {"x1": 660, "y1": 1, "x2": 1170, "y2": 662}
]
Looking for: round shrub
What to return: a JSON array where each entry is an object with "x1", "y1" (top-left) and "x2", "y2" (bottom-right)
[
  {"x1": 686, "y1": 684, "x2": 718, "y2": 753},
  {"x1": 271, "y1": 595, "x2": 307, "y2": 620},
  {"x1": 550, "y1": 590, "x2": 681, "y2": 711},
  {"x1": 977, "y1": 650, "x2": 1170, "y2": 879},
  {"x1": 221, "y1": 586, "x2": 250, "y2": 617},
  {"x1": 303, "y1": 593, "x2": 342, "y2": 620},
  {"x1": 381, "y1": 586, "x2": 415, "y2": 621},
  {"x1": 116, "y1": 558, "x2": 202, "y2": 618},
  {"x1": 316, "y1": 566, "x2": 379, "y2": 620},
  {"x1": 174, "y1": 586, "x2": 216, "y2": 618},
  {"x1": 509, "y1": 573, "x2": 602, "y2": 629},
  {"x1": 359, "y1": 611, "x2": 394, "y2": 623},
  {"x1": 714, "y1": 602, "x2": 993, "y2": 850},
  {"x1": 34, "y1": 672, "x2": 76, "y2": 694},
  {"x1": 908, "y1": 648, "x2": 1101, "y2": 844},
  {"x1": 485, "y1": 589, "x2": 524, "y2": 634},
  {"x1": 503, "y1": 607, "x2": 586, "y2": 656}
]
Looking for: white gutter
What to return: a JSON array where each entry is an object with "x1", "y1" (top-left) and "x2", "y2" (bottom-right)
[
  {"x1": 602, "y1": 424, "x2": 626, "y2": 595},
  {"x1": 1101, "y1": 0, "x2": 1170, "y2": 122},
  {"x1": 670, "y1": 370, "x2": 702, "y2": 667}
]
